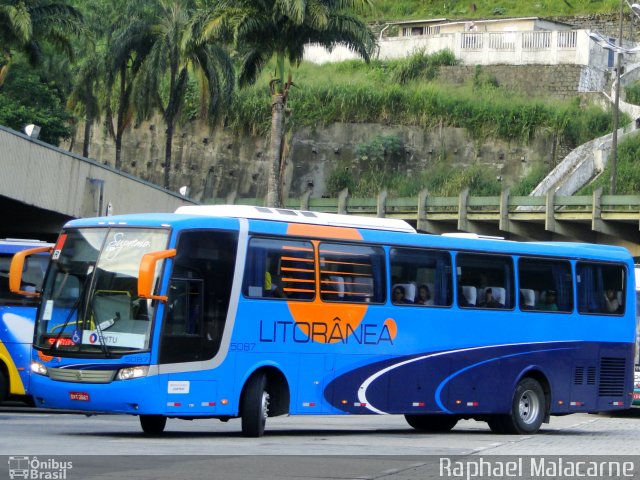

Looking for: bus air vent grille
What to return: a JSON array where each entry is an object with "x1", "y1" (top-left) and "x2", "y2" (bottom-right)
[
  {"x1": 48, "y1": 368, "x2": 115, "y2": 384},
  {"x1": 573, "y1": 366, "x2": 584, "y2": 385},
  {"x1": 587, "y1": 366, "x2": 596, "y2": 385},
  {"x1": 598, "y1": 357, "x2": 626, "y2": 397}
]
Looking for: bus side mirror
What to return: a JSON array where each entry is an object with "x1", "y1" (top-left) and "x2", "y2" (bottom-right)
[
  {"x1": 9, "y1": 246, "x2": 53, "y2": 297},
  {"x1": 138, "y1": 249, "x2": 176, "y2": 302}
]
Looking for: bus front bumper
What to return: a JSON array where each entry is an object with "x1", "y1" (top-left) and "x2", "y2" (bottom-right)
[{"x1": 30, "y1": 371, "x2": 163, "y2": 414}]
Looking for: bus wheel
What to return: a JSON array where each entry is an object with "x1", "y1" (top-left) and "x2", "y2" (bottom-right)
[
  {"x1": 502, "y1": 377, "x2": 545, "y2": 434},
  {"x1": 140, "y1": 415, "x2": 167, "y2": 435},
  {"x1": 405, "y1": 414, "x2": 458, "y2": 432},
  {"x1": 241, "y1": 373, "x2": 270, "y2": 437}
]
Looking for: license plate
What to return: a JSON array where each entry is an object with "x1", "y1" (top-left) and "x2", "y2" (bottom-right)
[{"x1": 69, "y1": 392, "x2": 90, "y2": 401}]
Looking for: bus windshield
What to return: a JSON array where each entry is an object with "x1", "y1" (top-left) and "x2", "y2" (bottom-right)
[{"x1": 34, "y1": 227, "x2": 169, "y2": 356}]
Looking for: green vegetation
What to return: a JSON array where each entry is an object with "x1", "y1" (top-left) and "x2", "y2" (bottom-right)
[
  {"x1": 0, "y1": 0, "x2": 628, "y2": 197},
  {"x1": 579, "y1": 134, "x2": 640, "y2": 195},
  {"x1": 200, "y1": 0, "x2": 376, "y2": 206},
  {"x1": 327, "y1": 134, "x2": 510, "y2": 197},
  {"x1": 393, "y1": 49, "x2": 457, "y2": 84},
  {"x1": 510, "y1": 164, "x2": 548, "y2": 196},
  {"x1": 365, "y1": 0, "x2": 619, "y2": 22},
  {"x1": 229, "y1": 53, "x2": 615, "y2": 147},
  {"x1": 0, "y1": 60, "x2": 72, "y2": 145},
  {"x1": 625, "y1": 81, "x2": 640, "y2": 105}
]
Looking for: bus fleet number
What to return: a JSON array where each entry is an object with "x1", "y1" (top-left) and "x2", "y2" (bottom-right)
[{"x1": 230, "y1": 342, "x2": 256, "y2": 352}]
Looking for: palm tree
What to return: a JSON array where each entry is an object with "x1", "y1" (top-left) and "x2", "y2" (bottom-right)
[
  {"x1": 0, "y1": 0, "x2": 84, "y2": 86},
  {"x1": 201, "y1": 0, "x2": 376, "y2": 207},
  {"x1": 134, "y1": 0, "x2": 234, "y2": 190},
  {"x1": 106, "y1": 16, "x2": 155, "y2": 170},
  {"x1": 67, "y1": 53, "x2": 102, "y2": 158}
]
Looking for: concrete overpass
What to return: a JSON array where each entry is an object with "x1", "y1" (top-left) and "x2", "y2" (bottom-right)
[{"x1": 0, "y1": 125, "x2": 197, "y2": 241}]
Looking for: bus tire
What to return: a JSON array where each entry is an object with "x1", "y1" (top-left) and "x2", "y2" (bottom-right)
[
  {"x1": 140, "y1": 415, "x2": 167, "y2": 435},
  {"x1": 241, "y1": 373, "x2": 269, "y2": 437},
  {"x1": 405, "y1": 414, "x2": 458, "y2": 432},
  {"x1": 0, "y1": 369, "x2": 7, "y2": 403},
  {"x1": 501, "y1": 377, "x2": 545, "y2": 434}
]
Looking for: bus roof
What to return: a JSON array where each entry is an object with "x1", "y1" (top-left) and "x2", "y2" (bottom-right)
[
  {"x1": 175, "y1": 205, "x2": 417, "y2": 234},
  {"x1": 61, "y1": 210, "x2": 632, "y2": 263},
  {"x1": 0, "y1": 238, "x2": 52, "y2": 254}
]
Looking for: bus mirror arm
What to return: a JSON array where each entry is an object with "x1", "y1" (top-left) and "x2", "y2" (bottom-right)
[
  {"x1": 9, "y1": 246, "x2": 53, "y2": 297},
  {"x1": 138, "y1": 249, "x2": 177, "y2": 302}
]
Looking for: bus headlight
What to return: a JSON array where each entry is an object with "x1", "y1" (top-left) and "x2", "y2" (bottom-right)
[
  {"x1": 116, "y1": 366, "x2": 149, "y2": 381},
  {"x1": 31, "y1": 362, "x2": 48, "y2": 376}
]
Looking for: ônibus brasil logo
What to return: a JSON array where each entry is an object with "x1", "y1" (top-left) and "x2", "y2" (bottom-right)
[{"x1": 8, "y1": 456, "x2": 72, "y2": 480}]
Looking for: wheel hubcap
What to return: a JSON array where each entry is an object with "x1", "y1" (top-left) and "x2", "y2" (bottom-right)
[
  {"x1": 518, "y1": 389, "x2": 540, "y2": 425},
  {"x1": 261, "y1": 391, "x2": 270, "y2": 421}
]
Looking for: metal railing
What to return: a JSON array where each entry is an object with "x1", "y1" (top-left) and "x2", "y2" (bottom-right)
[{"x1": 205, "y1": 190, "x2": 640, "y2": 220}]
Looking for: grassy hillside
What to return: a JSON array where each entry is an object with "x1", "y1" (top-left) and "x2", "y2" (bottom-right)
[
  {"x1": 219, "y1": 51, "x2": 617, "y2": 197},
  {"x1": 365, "y1": 0, "x2": 619, "y2": 22}
]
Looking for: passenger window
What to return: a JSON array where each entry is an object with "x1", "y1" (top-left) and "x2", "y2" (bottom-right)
[
  {"x1": 456, "y1": 253, "x2": 513, "y2": 309},
  {"x1": 319, "y1": 243, "x2": 385, "y2": 303},
  {"x1": 243, "y1": 237, "x2": 315, "y2": 301},
  {"x1": 389, "y1": 248, "x2": 452, "y2": 307},
  {"x1": 518, "y1": 258, "x2": 573, "y2": 313},
  {"x1": 576, "y1": 262, "x2": 625, "y2": 315}
]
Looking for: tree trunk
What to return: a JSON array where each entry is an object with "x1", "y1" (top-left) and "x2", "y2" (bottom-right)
[
  {"x1": 82, "y1": 115, "x2": 92, "y2": 158},
  {"x1": 267, "y1": 94, "x2": 285, "y2": 208},
  {"x1": 115, "y1": 132, "x2": 123, "y2": 170},
  {"x1": 114, "y1": 64, "x2": 127, "y2": 170},
  {"x1": 164, "y1": 122, "x2": 174, "y2": 190}
]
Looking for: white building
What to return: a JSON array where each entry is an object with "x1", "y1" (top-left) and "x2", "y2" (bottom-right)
[{"x1": 303, "y1": 17, "x2": 637, "y2": 87}]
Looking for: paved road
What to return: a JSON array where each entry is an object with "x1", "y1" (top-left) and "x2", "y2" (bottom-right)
[{"x1": 1, "y1": 407, "x2": 640, "y2": 479}]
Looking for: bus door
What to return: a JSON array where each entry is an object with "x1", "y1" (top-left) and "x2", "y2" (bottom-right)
[{"x1": 159, "y1": 230, "x2": 238, "y2": 414}]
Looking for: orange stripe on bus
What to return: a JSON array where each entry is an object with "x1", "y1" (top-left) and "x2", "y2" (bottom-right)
[
  {"x1": 282, "y1": 277, "x2": 315, "y2": 283},
  {"x1": 321, "y1": 259, "x2": 370, "y2": 267},
  {"x1": 319, "y1": 249, "x2": 369, "y2": 256},
  {"x1": 287, "y1": 224, "x2": 363, "y2": 240},
  {"x1": 281, "y1": 256, "x2": 314, "y2": 262},
  {"x1": 320, "y1": 270, "x2": 372, "y2": 277},
  {"x1": 282, "y1": 245, "x2": 314, "y2": 252}
]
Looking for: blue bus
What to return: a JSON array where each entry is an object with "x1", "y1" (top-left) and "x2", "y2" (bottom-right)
[
  {"x1": 11, "y1": 206, "x2": 636, "y2": 435},
  {"x1": 0, "y1": 239, "x2": 51, "y2": 402}
]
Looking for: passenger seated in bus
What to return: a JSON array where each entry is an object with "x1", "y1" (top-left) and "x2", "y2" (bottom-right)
[
  {"x1": 604, "y1": 289, "x2": 620, "y2": 313},
  {"x1": 415, "y1": 284, "x2": 434, "y2": 306},
  {"x1": 392, "y1": 285, "x2": 413, "y2": 304},
  {"x1": 519, "y1": 291, "x2": 533, "y2": 310},
  {"x1": 478, "y1": 287, "x2": 503, "y2": 308},
  {"x1": 538, "y1": 290, "x2": 558, "y2": 311},
  {"x1": 457, "y1": 285, "x2": 470, "y2": 307},
  {"x1": 264, "y1": 270, "x2": 286, "y2": 298}
]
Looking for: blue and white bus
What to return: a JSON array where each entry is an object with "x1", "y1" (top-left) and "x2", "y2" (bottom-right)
[
  {"x1": 11, "y1": 206, "x2": 636, "y2": 435},
  {"x1": 0, "y1": 239, "x2": 51, "y2": 402}
]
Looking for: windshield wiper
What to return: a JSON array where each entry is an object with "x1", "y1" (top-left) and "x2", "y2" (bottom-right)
[
  {"x1": 50, "y1": 272, "x2": 92, "y2": 352},
  {"x1": 50, "y1": 296, "x2": 82, "y2": 352}
]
